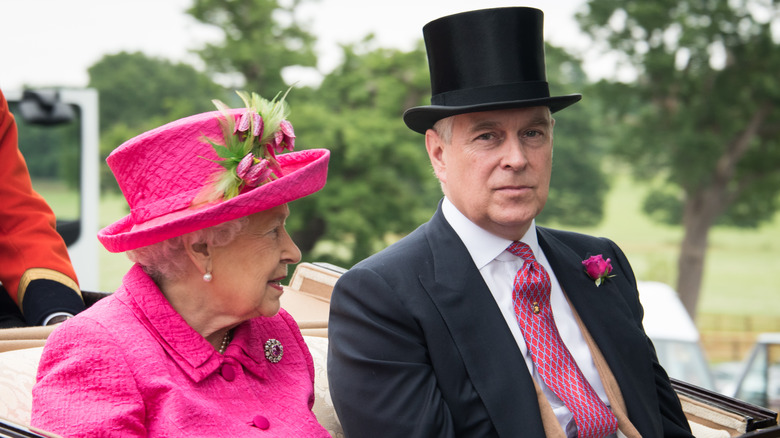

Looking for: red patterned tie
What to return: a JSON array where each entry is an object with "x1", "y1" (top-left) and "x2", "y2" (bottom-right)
[{"x1": 507, "y1": 241, "x2": 618, "y2": 438}]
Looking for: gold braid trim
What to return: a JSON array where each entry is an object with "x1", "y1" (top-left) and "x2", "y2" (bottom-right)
[{"x1": 18, "y1": 268, "x2": 81, "y2": 312}]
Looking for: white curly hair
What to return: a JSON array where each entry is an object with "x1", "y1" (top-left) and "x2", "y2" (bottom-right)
[{"x1": 126, "y1": 217, "x2": 249, "y2": 282}]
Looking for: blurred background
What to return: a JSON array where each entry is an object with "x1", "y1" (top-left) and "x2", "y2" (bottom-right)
[{"x1": 2, "y1": 0, "x2": 779, "y2": 409}]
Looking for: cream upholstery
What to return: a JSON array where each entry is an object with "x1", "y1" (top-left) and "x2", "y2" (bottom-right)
[
  {"x1": 305, "y1": 336, "x2": 344, "y2": 437},
  {"x1": 0, "y1": 325, "x2": 52, "y2": 353},
  {"x1": 690, "y1": 422, "x2": 732, "y2": 438},
  {"x1": 0, "y1": 346, "x2": 40, "y2": 426},
  {"x1": 678, "y1": 393, "x2": 747, "y2": 437}
]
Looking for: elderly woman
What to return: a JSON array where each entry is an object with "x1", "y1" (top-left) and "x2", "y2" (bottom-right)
[{"x1": 31, "y1": 92, "x2": 331, "y2": 437}]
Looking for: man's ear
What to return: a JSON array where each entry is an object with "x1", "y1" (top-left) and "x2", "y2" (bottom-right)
[
  {"x1": 425, "y1": 129, "x2": 446, "y2": 184},
  {"x1": 184, "y1": 237, "x2": 211, "y2": 276}
]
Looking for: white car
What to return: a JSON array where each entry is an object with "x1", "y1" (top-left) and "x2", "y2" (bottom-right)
[
  {"x1": 638, "y1": 281, "x2": 717, "y2": 391},
  {"x1": 725, "y1": 332, "x2": 780, "y2": 413}
]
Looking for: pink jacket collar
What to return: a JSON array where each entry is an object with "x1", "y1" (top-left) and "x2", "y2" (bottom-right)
[{"x1": 114, "y1": 264, "x2": 268, "y2": 382}]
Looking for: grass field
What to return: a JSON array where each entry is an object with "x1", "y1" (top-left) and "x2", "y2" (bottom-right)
[{"x1": 94, "y1": 172, "x2": 780, "y2": 319}]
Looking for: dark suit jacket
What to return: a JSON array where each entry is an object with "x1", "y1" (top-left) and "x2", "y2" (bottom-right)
[{"x1": 328, "y1": 205, "x2": 692, "y2": 437}]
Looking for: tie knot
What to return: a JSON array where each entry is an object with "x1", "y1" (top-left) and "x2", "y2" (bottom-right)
[{"x1": 507, "y1": 241, "x2": 536, "y2": 262}]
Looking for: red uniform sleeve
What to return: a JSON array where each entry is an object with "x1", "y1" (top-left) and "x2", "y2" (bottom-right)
[{"x1": 0, "y1": 89, "x2": 81, "y2": 315}]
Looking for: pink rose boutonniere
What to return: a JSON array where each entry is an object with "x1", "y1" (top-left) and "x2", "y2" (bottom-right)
[{"x1": 582, "y1": 255, "x2": 616, "y2": 287}]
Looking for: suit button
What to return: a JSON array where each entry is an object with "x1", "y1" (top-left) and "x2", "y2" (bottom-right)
[
  {"x1": 252, "y1": 414, "x2": 270, "y2": 429},
  {"x1": 221, "y1": 364, "x2": 235, "y2": 381}
]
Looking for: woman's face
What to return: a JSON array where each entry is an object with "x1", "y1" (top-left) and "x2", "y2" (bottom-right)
[{"x1": 208, "y1": 204, "x2": 301, "y2": 319}]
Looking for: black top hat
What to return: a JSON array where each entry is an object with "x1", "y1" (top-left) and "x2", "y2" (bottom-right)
[{"x1": 403, "y1": 7, "x2": 582, "y2": 134}]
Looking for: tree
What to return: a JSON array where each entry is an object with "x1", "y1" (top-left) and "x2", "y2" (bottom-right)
[
  {"x1": 187, "y1": 0, "x2": 318, "y2": 96},
  {"x1": 578, "y1": 0, "x2": 780, "y2": 317},
  {"x1": 88, "y1": 51, "x2": 228, "y2": 131}
]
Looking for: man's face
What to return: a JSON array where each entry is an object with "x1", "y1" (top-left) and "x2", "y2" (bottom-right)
[{"x1": 425, "y1": 106, "x2": 554, "y2": 241}]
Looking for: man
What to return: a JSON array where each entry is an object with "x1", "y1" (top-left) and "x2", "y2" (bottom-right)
[
  {"x1": 0, "y1": 88, "x2": 85, "y2": 327},
  {"x1": 328, "y1": 7, "x2": 693, "y2": 438}
]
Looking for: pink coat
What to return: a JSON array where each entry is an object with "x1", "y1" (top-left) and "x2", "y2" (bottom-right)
[{"x1": 32, "y1": 264, "x2": 330, "y2": 437}]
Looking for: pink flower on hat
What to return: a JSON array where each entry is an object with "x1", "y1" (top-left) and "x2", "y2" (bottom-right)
[
  {"x1": 251, "y1": 112, "x2": 264, "y2": 137},
  {"x1": 279, "y1": 120, "x2": 295, "y2": 151},
  {"x1": 582, "y1": 254, "x2": 615, "y2": 287},
  {"x1": 243, "y1": 159, "x2": 272, "y2": 187},
  {"x1": 236, "y1": 153, "x2": 254, "y2": 179},
  {"x1": 235, "y1": 110, "x2": 264, "y2": 139},
  {"x1": 266, "y1": 120, "x2": 295, "y2": 155},
  {"x1": 235, "y1": 153, "x2": 272, "y2": 186},
  {"x1": 268, "y1": 130, "x2": 284, "y2": 154},
  {"x1": 200, "y1": 90, "x2": 298, "y2": 201},
  {"x1": 235, "y1": 111, "x2": 251, "y2": 134}
]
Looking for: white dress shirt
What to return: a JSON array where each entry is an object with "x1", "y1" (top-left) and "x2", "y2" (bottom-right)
[{"x1": 442, "y1": 198, "x2": 621, "y2": 437}]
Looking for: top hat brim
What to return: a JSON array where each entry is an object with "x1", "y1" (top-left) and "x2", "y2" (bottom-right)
[{"x1": 403, "y1": 93, "x2": 582, "y2": 134}]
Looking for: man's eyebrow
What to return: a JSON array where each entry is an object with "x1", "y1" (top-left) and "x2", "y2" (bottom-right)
[
  {"x1": 467, "y1": 120, "x2": 500, "y2": 133},
  {"x1": 528, "y1": 115, "x2": 552, "y2": 127},
  {"x1": 466, "y1": 115, "x2": 551, "y2": 133}
]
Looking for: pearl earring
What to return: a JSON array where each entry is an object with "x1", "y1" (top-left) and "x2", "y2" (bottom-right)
[{"x1": 203, "y1": 272, "x2": 213, "y2": 282}]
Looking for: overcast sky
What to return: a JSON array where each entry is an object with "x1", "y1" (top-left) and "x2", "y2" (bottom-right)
[{"x1": 0, "y1": 0, "x2": 602, "y2": 91}]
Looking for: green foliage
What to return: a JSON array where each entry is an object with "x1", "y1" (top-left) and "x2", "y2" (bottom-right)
[
  {"x1": 88, "y1": 51, "x2": 228, "y2": 131},
  {"x1": 187, "y1": 0, "x2": 318, "y2": 96},
  {"x1": 642, "y1": 183, "x2": 684, "y2": 224},
  {"x1": 578, "y1": 0, "x2": 780, "y2": 227},
  {"x1": 10, "y1": 102, "x2": 81, "y2": 189},
  {"x1": 537, "y1": 45, "x2": 610, "y2": 227}
]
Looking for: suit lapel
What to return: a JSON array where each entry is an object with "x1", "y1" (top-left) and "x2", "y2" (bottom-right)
[{"x1": 417, "y1": 209, "x2": 547, "y2": 436}]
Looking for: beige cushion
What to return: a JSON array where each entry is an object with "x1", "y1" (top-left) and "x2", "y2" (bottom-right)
[
  {"x1": 0, "y1": 346, "x2": 41, "y2": 426},
  {"x1": 678, "y1": 393, "x2": 747, "y2": 437},
  {"x1": 690, "y1": 422, "x2": 732, "y2": 438},
  {"x1": 0, "y1": 326, "x2": 53, "y2": 353},
  {"x1": 306, "y1": 336, "x2": 344, "y2": 437}
]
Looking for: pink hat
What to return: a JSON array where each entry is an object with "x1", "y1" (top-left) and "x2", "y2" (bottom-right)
[{"x1": 98, "y1": 92, "x2": 329, "y2": 253}]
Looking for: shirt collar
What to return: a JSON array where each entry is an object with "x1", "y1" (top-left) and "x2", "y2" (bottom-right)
[{"x1": 441, "y1": 197, "x2": 540, "y2": 268}]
